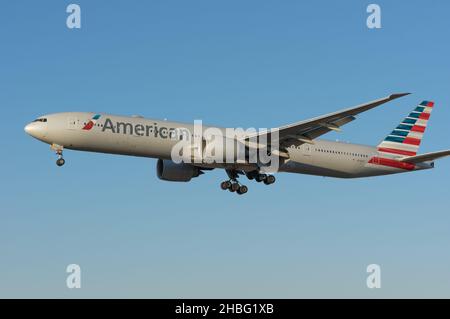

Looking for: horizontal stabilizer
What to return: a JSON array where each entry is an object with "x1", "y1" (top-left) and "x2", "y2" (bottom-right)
[{"x1": 400, "y1": 150, "x2": 450, "y2": 163}]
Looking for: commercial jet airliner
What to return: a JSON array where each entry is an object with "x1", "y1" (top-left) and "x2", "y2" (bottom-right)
[{"x1": 24, "y1": 93, "x2": 450, "y2": 195}]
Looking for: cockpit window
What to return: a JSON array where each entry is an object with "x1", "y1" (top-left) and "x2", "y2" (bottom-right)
[{"x1": 33, "y1": 118, "x2": 47, "y2": 123}]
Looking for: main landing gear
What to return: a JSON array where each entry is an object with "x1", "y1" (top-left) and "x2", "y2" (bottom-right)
[
  {"x1": 219, "y1": 170, "x2": 276, "y2": 195},
  {"x1": 220, "y1": 180, "x2": 248, "y2": 195},
  {"x1": 250, "y1": 172, "x2": 276, "y2": 185},
  {"x1": 220, "y1": 169, "x2": 248, "y2": 195}
]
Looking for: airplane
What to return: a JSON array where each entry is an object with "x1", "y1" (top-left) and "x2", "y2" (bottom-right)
[{"x1": 24, "y1": 93, "x2": 450, "y2": 195}]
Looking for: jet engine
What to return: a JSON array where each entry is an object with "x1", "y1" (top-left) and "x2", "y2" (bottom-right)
[{"x1": 156, "y1": 159, "x2": 202, "y2": 182}]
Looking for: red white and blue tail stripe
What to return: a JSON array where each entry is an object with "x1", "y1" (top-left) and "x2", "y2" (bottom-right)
[{"x1": 377, "y1": 101, "x2": 434, "y2": 157}]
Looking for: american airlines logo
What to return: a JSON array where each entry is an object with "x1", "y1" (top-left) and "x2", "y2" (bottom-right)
[
  {"x1": 100, "y1": 118, "x2": 189, "y2": 140},
  {"x1": 82, "y1": 114, "x2": 101, "y2": 130}
]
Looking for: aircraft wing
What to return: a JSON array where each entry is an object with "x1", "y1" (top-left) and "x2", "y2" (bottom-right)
[
  {"x1": 399, "y1": 150, "x2": 450, "y2": 164},
  {"x1": 244, "y1": 93, "x2": 410, "y2": 148}
]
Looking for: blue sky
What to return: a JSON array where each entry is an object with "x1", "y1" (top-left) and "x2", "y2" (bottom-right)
[{"x1": 1, "y1": 0, "x2": 450, "y2": 298}]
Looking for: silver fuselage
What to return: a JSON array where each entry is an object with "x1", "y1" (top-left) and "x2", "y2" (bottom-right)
[{"x1": 24, "y1": 112, "x2": 433, "y2": 178}]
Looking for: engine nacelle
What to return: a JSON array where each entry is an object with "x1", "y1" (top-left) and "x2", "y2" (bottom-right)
[{"x1": 156, "y1": 159, "x2": 202, "y2": 182}]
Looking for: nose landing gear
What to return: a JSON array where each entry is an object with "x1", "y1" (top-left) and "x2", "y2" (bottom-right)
[{"x1": 51, "y1": 144, "x2": 65, "y2": 167}]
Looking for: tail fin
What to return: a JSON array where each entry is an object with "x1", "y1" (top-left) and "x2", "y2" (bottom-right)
[{"x1": 377, "y1": 100, "x2": 435, "y2": 156}]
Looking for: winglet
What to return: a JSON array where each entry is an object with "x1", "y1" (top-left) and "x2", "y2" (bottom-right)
[{"x1": 389, "y1": 93, "x2": 411, "y2": 99}]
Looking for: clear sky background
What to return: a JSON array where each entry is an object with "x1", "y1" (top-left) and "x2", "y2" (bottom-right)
[{"x1": 1, "y1": 0, "x2": 449, "y2": 298}]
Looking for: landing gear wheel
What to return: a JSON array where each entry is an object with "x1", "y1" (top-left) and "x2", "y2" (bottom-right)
[
  {"x1": 221, "y1": 181, "x2": 232, "y2": 190},
  {"x1": 264, "y1": 175, "x2": 276, "y2": 185},
  {"x1": 56, "y1": 158, "x2": 65, "y2": 167},
  {"x1": 223, "y1": 170, "x2": 251, "y2": 195},
  {"x1": 230, "y1": 182, "x2": 240, "y2": 192},
  {"x1": 237, "y1": 185, "x2": 248, "y2": 195},
  {"x1": 255, "y1": 174, "x2": 266, "y2": 183}
]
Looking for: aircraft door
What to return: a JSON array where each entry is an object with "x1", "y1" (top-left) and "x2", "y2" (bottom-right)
[{"x1": 301, "y1": 143, "x2": 313, "y2": 164}]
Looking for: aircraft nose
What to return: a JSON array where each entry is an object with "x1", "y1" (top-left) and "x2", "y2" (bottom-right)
[
  {"x1": 24, "y1": 123, "x2": 35, "y2": 135},
  {"x1": 24, "y1": 122, "x2": 44, "y2": 138}
]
